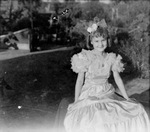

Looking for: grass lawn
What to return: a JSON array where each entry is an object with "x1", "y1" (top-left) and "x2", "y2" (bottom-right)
[
  {"x1": 0, "y1": 48, "x2": 78, "y2": 131},
  {"x1": 0, "y1": 47, "x2": 149, "y2": 131}
]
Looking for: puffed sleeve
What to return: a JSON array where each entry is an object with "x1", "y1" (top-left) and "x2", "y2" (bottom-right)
[
  {"x1": 111, "y1": 53, "x2": 125, "y2": 73},
  {"x1": 71, "y1": 49, "x2": 90, "y2": 73}
]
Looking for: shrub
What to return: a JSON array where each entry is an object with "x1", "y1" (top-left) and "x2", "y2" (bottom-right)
[
  {"x1": 106, "y1": 1, "x2": 150, "y2": 78},
  {"x1": 118, "y1": 12, "x2": 149, "y2": 78}
]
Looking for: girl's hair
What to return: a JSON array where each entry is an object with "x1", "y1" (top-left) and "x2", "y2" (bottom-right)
[
  {"x1": 90, "y1": 26, "x2": 109, "y2": 40},
  {"x1": 86, "y1": 26, "x2": 111, "y2": 50}
]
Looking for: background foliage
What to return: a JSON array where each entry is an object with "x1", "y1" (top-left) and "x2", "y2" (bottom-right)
[
  {"x1": 0, "y1": 0, "x2": 149, "y2": 78},
  {"x1": 114, "y1": 1, "x2": 150, "y2": 78}
]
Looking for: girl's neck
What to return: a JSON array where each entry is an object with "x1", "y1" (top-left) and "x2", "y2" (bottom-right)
[{"x1": 93, "y1": 49, "x2": 105, "y2": 56}]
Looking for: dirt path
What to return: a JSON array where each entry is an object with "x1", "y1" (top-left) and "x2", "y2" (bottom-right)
[{"x1": 0, "y1": 46, "x2": 75, "y2": 61}]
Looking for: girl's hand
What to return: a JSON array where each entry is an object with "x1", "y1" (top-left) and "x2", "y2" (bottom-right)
[
  {"x1": 126, "y1": 98, "x2": 137, "y2": 103},
  {"x1": 125, "y1": 97, "x2": 130, "y2": 100},
  {"x1": 67, "y1": 103, "x2": 74, "y2": 111}
]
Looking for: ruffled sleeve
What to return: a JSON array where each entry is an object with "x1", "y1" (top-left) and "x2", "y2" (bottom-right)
[
  {"x1": 111, "y1": 53, "x2": 125, "y2": 73},
  {"x1": 71, "y1": 49, "x2": 90, "y2": 73}
]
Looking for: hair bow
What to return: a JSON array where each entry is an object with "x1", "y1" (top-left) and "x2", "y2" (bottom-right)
[
  {"x1": 87, "y1": 17, "x2": 107, "y2": 33},
  {"x1": 97, "y1": 19, "x2": 107, "y2": 28}
]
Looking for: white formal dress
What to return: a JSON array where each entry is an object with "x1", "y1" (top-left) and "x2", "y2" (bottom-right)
[{"x1": 64, "y1": 49, "x2": 150, "y2": 132}]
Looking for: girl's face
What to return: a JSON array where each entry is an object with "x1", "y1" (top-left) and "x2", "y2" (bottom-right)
[{"x1": 91, "y1": 36, "x2": 107, "y2": 52}]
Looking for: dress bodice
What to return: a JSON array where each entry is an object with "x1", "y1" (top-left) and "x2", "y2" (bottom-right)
[
  {"x1": 71, "y1": 49, "x2": 124, "y2": 97},
  {"x1": 85, "y1": 52, "x2": 111, "y2": 80},
  {"x1": 71, "y1": 49, "x2": 124, "y2": 79}
]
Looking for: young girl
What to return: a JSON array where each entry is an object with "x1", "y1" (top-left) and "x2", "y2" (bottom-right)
[{"x1": 64, "y1": 19, "x2": 150, "y2": 132}]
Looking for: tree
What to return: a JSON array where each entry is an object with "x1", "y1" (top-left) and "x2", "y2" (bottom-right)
[
  {"x1": 80, "y1": 1, "x2": 109, "y2": 21},
  {"x1": 18, "y1": 0, "x2": 42, "y2": 27},
  {"x1": 57, "y1": 2, "x2": 82, "y2": 45}
]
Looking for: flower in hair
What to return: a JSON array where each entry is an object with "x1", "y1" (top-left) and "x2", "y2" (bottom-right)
[
  {"x1": 87, "y1": 17, "x2": 107, "y2": 33},
  {"x1": 87, "y1": 23, "x2": 98, "y2": 33}
]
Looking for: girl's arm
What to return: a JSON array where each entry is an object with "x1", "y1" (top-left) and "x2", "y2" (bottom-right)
[
  {"x1": 113, "y1": 71, "x2": 129, "y2": 100},
  {"x1": 74, "y1": 72, "x2": 85, "y2": 102}
]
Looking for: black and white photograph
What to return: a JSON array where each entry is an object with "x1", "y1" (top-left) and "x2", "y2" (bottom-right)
[{"x1": 0, "y1": 0, "x2": 149, "y2": 132}]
